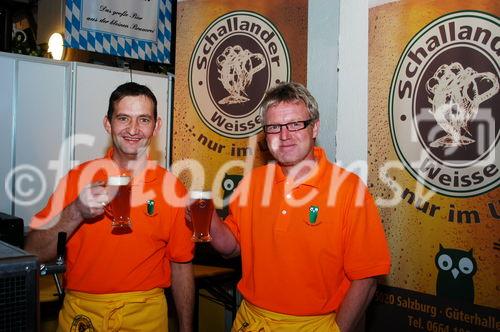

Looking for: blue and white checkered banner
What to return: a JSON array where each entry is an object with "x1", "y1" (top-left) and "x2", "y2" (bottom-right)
[{"x1": 65, "y1": 0, "x2": 172, "y2": 64}]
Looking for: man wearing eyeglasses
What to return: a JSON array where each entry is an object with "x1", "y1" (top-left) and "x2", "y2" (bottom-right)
[{"x1": 209, "y1": 82, "x2": 391, "y2": 331}]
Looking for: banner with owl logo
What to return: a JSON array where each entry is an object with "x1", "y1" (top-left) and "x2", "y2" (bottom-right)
[
  {"x1": 171, "y1": 1, "x2": 307, "y2": 208},
  {"x1": 368, "y1": 0, "x2": 499, "y2": 330}
]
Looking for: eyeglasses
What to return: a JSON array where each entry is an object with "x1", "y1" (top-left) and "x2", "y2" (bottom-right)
[{"x1": 262, "y1": 118, "x2": 317, "y2": 134}]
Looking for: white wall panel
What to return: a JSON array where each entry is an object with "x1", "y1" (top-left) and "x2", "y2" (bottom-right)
[
  {"x1": 337, "y1": 0, "x2": 369, "y2": 181},
  {"x1": 0, "y1": 56, "x2": 16, "y2": 214},
  {"x1": 14, "y1": 60, "x2": 70, "y2": 224},
  {"x1": 308, "y1": 0, "x2": 340, "y2": 162}
]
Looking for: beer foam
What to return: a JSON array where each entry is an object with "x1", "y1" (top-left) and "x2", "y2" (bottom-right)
[
  {"x1": 107, "y1": 176, "x2": 131, "y2": 186},
  {"x1": 190, "y1": 191, "x2": 211, "y2": 200}
]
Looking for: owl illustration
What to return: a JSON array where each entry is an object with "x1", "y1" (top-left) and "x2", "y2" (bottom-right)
[
  {"x1": 435, "y1": 244, "x2": 477, "y2": 303},
  {"x1": 217, "y1": 174, "x2": 243, "y2": 219}
]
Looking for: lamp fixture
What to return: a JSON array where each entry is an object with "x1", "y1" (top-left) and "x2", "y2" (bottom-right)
[{"x1": 48, "y1": 32, "x2": 64, "y2": 60}]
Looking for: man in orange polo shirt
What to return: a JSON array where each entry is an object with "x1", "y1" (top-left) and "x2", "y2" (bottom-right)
[
  {"x1": 25, "y1": 82, "x2": 194, "y2": 331},
  {"x1": 209, "y1": 82, "x2": 391, "y2": 331}
]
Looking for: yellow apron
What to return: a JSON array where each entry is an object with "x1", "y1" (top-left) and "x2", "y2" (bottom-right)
[
  {"x1": 57, "y1": 288, "x2": 168, "y2": 332},
  {"x1": 232, "y1": 300, "x2": 340, "y2": 332}
]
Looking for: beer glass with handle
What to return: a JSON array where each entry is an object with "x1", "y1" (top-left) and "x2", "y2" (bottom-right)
[{"x1": 105, "y1": 175, "x2": 132, "y2": 234}]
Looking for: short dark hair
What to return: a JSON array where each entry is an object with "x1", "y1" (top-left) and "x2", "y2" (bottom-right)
[
  {"x1": 259, "y1": 82, "x2": 319, "y2": 121},
  {"x1": 107, "y1": 82, "x2": 158, "y2": 121}
]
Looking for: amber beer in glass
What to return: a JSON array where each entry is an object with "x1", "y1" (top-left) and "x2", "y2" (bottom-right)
[
  {"x1": 106, "y1": 176, "x2": 132, "y2": 233},
  {"x1": 190, "y1": 191, "x2": 214, "y2": 242}
]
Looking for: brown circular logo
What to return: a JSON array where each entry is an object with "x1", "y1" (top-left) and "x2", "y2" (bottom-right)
[
  {"x1": 189, "y1": 11, "x2": 290, "y2": 138},
  {"x1": 70, "y1": 314, "x2": 95, "y2": 332},
  {"x1": 390, "y1": 11, "x2": 499, "y2": 197}
]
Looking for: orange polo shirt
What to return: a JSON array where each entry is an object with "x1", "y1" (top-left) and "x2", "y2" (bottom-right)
[
  {"x1": 225, "y1": 147, "x2": 391, "y2": 315},
  {"x1": 31, "y1": 149, "x2": 194, "y2": 293}
]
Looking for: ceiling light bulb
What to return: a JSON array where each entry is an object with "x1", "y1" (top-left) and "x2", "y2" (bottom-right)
[{"x1": 48, "y1": 33, "x2": 64, "y2": 60}]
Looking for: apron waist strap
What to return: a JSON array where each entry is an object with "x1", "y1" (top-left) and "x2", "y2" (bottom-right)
[{"x1": 234, "y1": 300, "x2": 339, "y2": 332}]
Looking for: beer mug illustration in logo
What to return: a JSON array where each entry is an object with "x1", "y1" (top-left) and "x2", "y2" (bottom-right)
[
  {"x1": 216, "y1": 45, "x2": 266, "y2": 105},
  {"x1": 426, "y1": 62, "x2": 499, "y2": 148}
]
